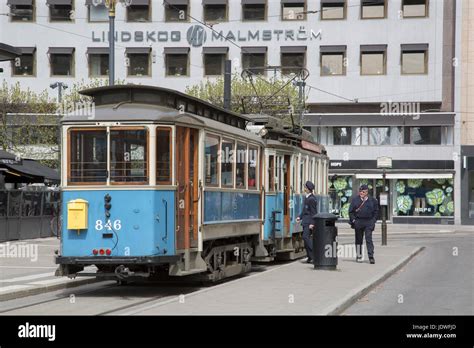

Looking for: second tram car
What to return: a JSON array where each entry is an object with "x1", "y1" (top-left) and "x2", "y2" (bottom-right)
[{"x1": 55, "y1": 85, "x2": 329, "y2": 282}]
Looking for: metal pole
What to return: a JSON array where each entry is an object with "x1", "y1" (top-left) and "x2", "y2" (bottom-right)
[
  {"x1": 223, "y1": 60, "x2": 232, "y2": 110},
  {"x1": 57, "y1": 84, "x2": 62, "y2": 103},
  {"x1": 108, "y1": 0, "x2": 116, "y2": 86},
  {"x1": 382, "y1": 169, "x2": 387, "y2": 246}
]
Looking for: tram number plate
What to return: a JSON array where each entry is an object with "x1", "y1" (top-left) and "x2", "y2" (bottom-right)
[{"x1": 95, "y1": 219, "x2": 122, "y2": 231}]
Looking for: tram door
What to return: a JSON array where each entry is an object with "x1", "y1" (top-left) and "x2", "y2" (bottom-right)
[
  {"x1": 176, "y1": 127, "x2": 199, "y2": 251},
  {"x1": 283, "y1": 155, "x2": 291, "y2": 236}
]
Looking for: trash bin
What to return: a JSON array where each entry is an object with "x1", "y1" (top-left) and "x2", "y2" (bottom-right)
[{"x1": 312, "y1": 212, "x2": 338, "y2": 270}]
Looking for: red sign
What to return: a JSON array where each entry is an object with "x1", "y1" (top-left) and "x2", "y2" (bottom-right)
[{"x1": 301, "y1": 140, "x2": 321, "y2": 153}]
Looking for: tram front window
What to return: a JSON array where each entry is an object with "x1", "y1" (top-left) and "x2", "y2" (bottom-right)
[
  {"x1": 69, "y1": 129, "x2": 107, "y2": 184},
  {"x1": 110, "y1": 129, "x2": 148, "y2": 183}
]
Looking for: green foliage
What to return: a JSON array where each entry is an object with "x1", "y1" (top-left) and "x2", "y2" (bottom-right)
[
  {"x1": 407, "y1": 179, "x2": 423, "y2": 188},
  {"x1": 340, "y1": 203, "x2": 350, "y2": 219},
  {"x1": 396, "y1": 195, "x2": 413, "y2": 214},
  {"x1": 425, "y1": 188, "x2": 445, "y2": 207},
  {"x1": 396, "y1": 181, "x2": 406, "y2": 194},
  {"x1": 333, "y1": 177, "x2": 348, "y2": 191}
]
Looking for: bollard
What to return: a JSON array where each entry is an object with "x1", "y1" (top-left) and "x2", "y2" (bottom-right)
[{"x1": 312, "y1": 212, "x2": 338, "y2": 270}]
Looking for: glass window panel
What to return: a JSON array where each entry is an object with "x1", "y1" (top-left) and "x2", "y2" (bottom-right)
[
  {"x1": 242, "y1": 53, "x2": 265, "y2": 75},
  {"x1": 128, "y1": 53, "x2": 150, "y2": 76},
  {"x1": 402, "y1": 52, "x2": 427, "y2": 74},
  {"x1": 369, "y1": 127, "x2": 390, "y2": 145},
  {"x1": 110, "y1": 129, "x2": 148, "y2": 183},
  {"x1": 221, "y1": 139, "x2": 234, "y2": 187},
  {"x1": 403, "y1": 0, "x2": 427, "y2": 17},
  {"x1": 268, "y1": 155, "x2": 275, "y2": 191},
  {"x1": 205, "y1": 134, "x2": 219, "y2": 186},
  {"x1": 242, "y1": 4, "x2": 265, "y2": 21},
  {"x1": 248, "y1": 146, "x2": 258, "y2": 189},
  {"x1": 51, "y1": 54, "x2": 73, "y2": 76},
  {"x1": 165, "y1": 4, "x2": 187, "y2": 21},
  {"x1": 69, "y1": 129, "x2": 107, "y2": 183},
  {"x1": 50, "y1": 5, "x2": 72, "y2": 21},
  {"x1": 361, "y1": 52, "x2": 385, "y2": 75},
  {"x1": 13, "y1": 53, "x2": 34, "y2": 76},
  {"x1": 328, "y1": 175, "x2": 353, "y2": 217},
  {"x1": 11, "y1": 5, "x2": 34, "y2": 21},
  {"x1": 411, "y1": 126, "x2": 441, "y2": 145},
  {"x1": 390, "y1": 126, "x2": 404, "y2": 145},
  {"x1": 333, "y1": 127, "x2": 351, "y2": 145},
  {"x1": 282, "y1": 4, "x2": 305, "y2": 20},
  {"x1": 89, "y1": 54, "x2": 108, "y2": 77},
  {"x1": 204, "y1": 54, "x2": 225, "y2": 75},
  {"x1": 204, "y1": 4, "x2": 227, "y2": 22},
  {"x1": 166, "y1": 53, "x2": 188, "y2": 76},
  {"x1": 321, "y1": 53, "x2": 344, "y2": 75},
  {"x1": 321, "y1": 3, "x2": 345, "y2": 19},
  {"x1": 281, "y1": 52, "x2": 305, "y2": 75},
  {"x1": 127, "y1": 5, "x2": 150, "y2": 22},
  {"x1": 156, "y1": 128, "x2": 171, "y2": 184},
  {"x1": 89, "y1": 4, "x2": 108, "y2": 22},
  {"x1": 235, "y1": 143, "x2": 246, "y2": 188}
]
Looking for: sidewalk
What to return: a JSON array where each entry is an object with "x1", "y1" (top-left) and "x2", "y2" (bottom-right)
[
  {"x1": 0, "y1": 238, "x2": 97, "y2": 302},
  {"x1": 336, "y1": 222, "x2": 472, "y2": 235},
  {"x1": 120, "y1": 244, "x2": 423, "y2": 315}
]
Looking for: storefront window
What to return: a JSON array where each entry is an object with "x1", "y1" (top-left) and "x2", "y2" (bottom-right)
[
  {"x1": 393, "y1": 178, "x2": 454, "y2": 217},
  {"x1": 328, "y1": 176, "x2": 353, "y2": 218}
]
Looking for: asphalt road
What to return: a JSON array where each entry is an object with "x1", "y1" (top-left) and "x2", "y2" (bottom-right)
[{"x1": 342, "y1": 232, "x2": 474, "y2": 315}]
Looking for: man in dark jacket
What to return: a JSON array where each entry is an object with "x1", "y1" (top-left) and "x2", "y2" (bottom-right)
[
  {"x1": 296, "y1": 181, "x2": 318, "y2": 263},
  {"x1": 349, "y1": 184, "x2": 379, "y2": 264}
]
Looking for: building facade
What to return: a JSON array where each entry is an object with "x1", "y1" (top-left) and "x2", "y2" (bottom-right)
[{"x1": 0, "y1": 0, "x2": 468, "y2": 224}]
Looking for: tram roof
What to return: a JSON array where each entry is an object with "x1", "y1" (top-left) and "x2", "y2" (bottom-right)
[{"x1": 76, "y1": 84, "x2": 251, "y2": 128}]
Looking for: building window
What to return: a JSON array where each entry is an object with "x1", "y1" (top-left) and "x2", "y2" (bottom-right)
[
  {"x1": 242, "y1": 48, "x2": 267, "y2": 75},
  {"x1": 203, "y1": 3, "x2": 227, "y2": 22},
  {"x1": 242, "y1": 2, "x2": 266, "y2": 21},
  {"x1": 361, "y1": 45, "x2": 386, "y2": 75},
  {"x1": 221, "y1": 139, "x2": 234, "y2": 187},
  {"x1": 48, "y1": 0, "x2": 73, "y2": 22},
  {"x1": 401, "y1": 44, "x2": 428, "y2": 74},
  {"x1": 248, "y1": 145, "x2": 258, "y2": 189},
  {"x1": 156, "y1": 128, "x2": 171, "y2": 184},
  {"x1": 329, "y1": 175, "x2": 353, "y2": 218},
  {"x1": 9, "y1": 0, "x2": 34, "y2": 22},
  {"x1": 126, "y1": 48, "x2": 151, "y2": 77},
  {"x1": 165, "y1": 48, "x2": 189, "y2": 76},
  {"x1": 393, "y1": 178, "x2": 454, "y2": 217},
  {"x1": 49, "y1": 48, "x2": 74, "y2": 76},
  {"x1": 321, "y1": 0, "x2": 345, "y2": 20},
  {"x1": 165, "y1": 2, "x2": 188, "y2": 22},
  {"x1": 281, "y1": 48, "x2": 306, "y2": 75},
  {"x1": 236, "y1": 143, "x2": 247, "y2": 188},
  {"x1": 127, "y1": 1, "x2": 150, "y2": 22},
  {"x1": 88, "y1": 53, "x2": 108, "y2": 77},
  {"x1": 402, "y1": 0, "x2": 428, "y2": 18},
  {"x1": 12, "y1": 48, "x2": 35, "y2": 76},
  {"x1": 205, "y1": 134, "x2": 219, "y2": 186},
  {"x1": 204, "y1": 53, "x2": 226, "y2": 76},
  {"x1": 69, "y1": 129, "x2": 107, "y2": 184},
  {"x1": 333, "y1": 127, "x2": 351, "y2": 145},
  {"x1": 361, "y1": 0, "x2": 386, "y2": 19},
  {"x1": 282, "y1": 1, "x2": 306, "y2": 21},
  {"x1": 321, "y1": 46, "x2": 346, "y2": 76},
  {"x1": 110, "y1": 128, "x2": 148, "y2": 183},
  {"x1": 411, "y1": 126, "x2": 441, "y2": 145},
  {"x1": 87, "y1": 0, "x2": 108, "y2": 22}
]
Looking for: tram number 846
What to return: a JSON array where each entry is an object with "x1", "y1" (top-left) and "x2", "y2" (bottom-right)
[{"x1": 95, "y1": 219, "x2": 122, "y2": 231}]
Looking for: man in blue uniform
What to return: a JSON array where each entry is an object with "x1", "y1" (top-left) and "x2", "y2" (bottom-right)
[
  {"x1": 349, "y1": 184, "x2": 379, "y2": 264},
  {"x1": 296, "y1": 181, "x2": 318, "y2": 263}
]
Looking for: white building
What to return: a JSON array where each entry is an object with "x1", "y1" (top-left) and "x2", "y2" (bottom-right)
[{"x1": 0, "y1": 0, "x2": 465, "y2": 224}]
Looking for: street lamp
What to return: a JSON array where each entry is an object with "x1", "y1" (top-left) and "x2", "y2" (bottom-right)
[
  {"x1": 377, "y1": 156, "x2": 392, "y2": 246},
  {"x1": 50, "y1": 82, "x2": 68, "y2": 103}
]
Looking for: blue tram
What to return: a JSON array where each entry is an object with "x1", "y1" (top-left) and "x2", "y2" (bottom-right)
[{"x1": 55, "y1": 85, "x2": 329, "y2": 282}]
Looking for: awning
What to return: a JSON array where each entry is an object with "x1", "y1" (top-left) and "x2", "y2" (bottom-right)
[
  {"x1": 0, "y1": 150, "x2": 21, "y2": 165},
  {"x1": 7, "y1": 0, "x2": 33, "y2": 5},
  {"x1": 242, "y1": 46, "x2": 267, "y2": 54},
  {"x1": 125, "y1": 47, "x2": 151, "y2": 54},
  {"x1": 202, "y1": 46, "x2": 228, "y2": 54},
  {"x1": 164, "y1": 0, "x2": 188, "y2": 5},
  {"x1": 401, "y1": 43, "x2": 429, "y2": 52},
  {"x1": 129, "y1": 0, "x2": 149, "y2": 5},
  {"x1": 18, "y1": 47, "x2": 36, "y2": 55},
  {"x1": 281, "y1": 46, "x2": 307, "y2": 53},
  {"x1": 203, "y1": 0, "x2": 227, "y2": 4},
  {"x1": 5, "y1": 159, "x2": 60, "y2": 182},
  {"x1": 321, "y1": 0, "x2": 345, "y2": 4},
  {"x1": 0, "y1": 43, "x2": 21, "y2": 62},
  {"x1": 242, "y1": 0, "x2": 266, "y2": 4},
  {"x1": 360, "y1": 44, "x2": 387, "y2": 52},
  {"x1": 47, "y1": 47, "x2": 75, "y2": 55},
  {"x1": 362, "y1": 0, "x2": 385, "y2": 4},
  {"x1": 46, "y1": 0, "x2": 73, "y2": 5},
  {"x1": 281, "y1": 0, "x2": 305, "y2": 3},
  {"x1": 355, "y1": 173, "x2": 453, "y2": 180},
  {"x1": 163, "y1": 47, "x2": 189, "y2": 54},
  {"x1": 304, "y1": 113, "x2": 455, "y2": 126},
  {"x1": 320, "y1": 45, "x2": 347, "y2": 53},
  {"x1": 87, "y1": 47, "x2": 109, "y2": 55}
]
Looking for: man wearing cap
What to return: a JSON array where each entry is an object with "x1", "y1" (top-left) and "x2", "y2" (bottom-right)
[
  {"x1": 296, "y1": 181, "x2": 318, "y2": 263},
  {"x1": 349, "y1": 184, "x2": 379, "y2": 264}
]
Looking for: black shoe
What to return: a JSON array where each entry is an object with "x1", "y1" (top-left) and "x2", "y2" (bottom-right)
[
  {"x1": 356, "y1": 257, "x2": 363, "y2": 263},
  {"x1": 369, "y1": 258, "x2": 375, "y2": 264},
  {"x1": 306, "y1": 258, "x2": 313, "y2": 264}
]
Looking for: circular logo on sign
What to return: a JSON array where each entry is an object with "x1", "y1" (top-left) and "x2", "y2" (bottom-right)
[{"x1": 187, "y1": 25, "x2": 207, "y2": 47}]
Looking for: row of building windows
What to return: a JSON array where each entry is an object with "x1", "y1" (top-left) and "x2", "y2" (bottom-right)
[
  {"x1": 7, "y1": 0, "x2": 429, "y2": 23},
  {"x1": 309, "y1": 126, "x2": 453, "y2": 146},
  {"x1": 11, "y1": 44, "x2": 430, "y2": 77}
]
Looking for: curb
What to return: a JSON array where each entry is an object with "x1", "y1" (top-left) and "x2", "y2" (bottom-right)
[
  {"x1": 0, "y1": 278, "x2": 101, "y2": 302},
  {"x1": 323, "y1": 246, "x2": 425, "y2": 315}
]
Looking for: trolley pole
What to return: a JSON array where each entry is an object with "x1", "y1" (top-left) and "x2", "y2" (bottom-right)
[
  {"x1": 382, "y1": 169, "x2": 387, "y2": 246},
  {"x1": 108, "y1": 0, "x2": 116, "y2": 86},
  {"x1": 295, "y1": 79, "x2": 306, "y2": 133}
]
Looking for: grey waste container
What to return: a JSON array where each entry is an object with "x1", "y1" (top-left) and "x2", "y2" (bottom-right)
[{"x1": 312, "y1": 212, "x2": 338, "y2": 270}]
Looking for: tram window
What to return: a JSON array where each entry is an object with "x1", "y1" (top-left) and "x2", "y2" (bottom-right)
[
  {"x1": 69, "y1": 129, "x2": 107, "y2": 184},
  {"x1": 236, "y1": 143, "x2": 247, "y2": 189},
  {"x1": 156, "y1": 128, "x2": 171, "y2": 184},
  {"x1": 268, "y1": 155, "x2": 275, "y2": 192},
  {"x1": 221, "y1": 139, "x2": 234, "y2": 187},
  {"x1": 248, "y1": 146, "x2": 258, "y2": 189},
  {"x1": 205, "y1": 134, "x2": 219, "y2": 186},
  {"x1": 110, "y1": 129, "x2": 148, "y2": 183}
]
